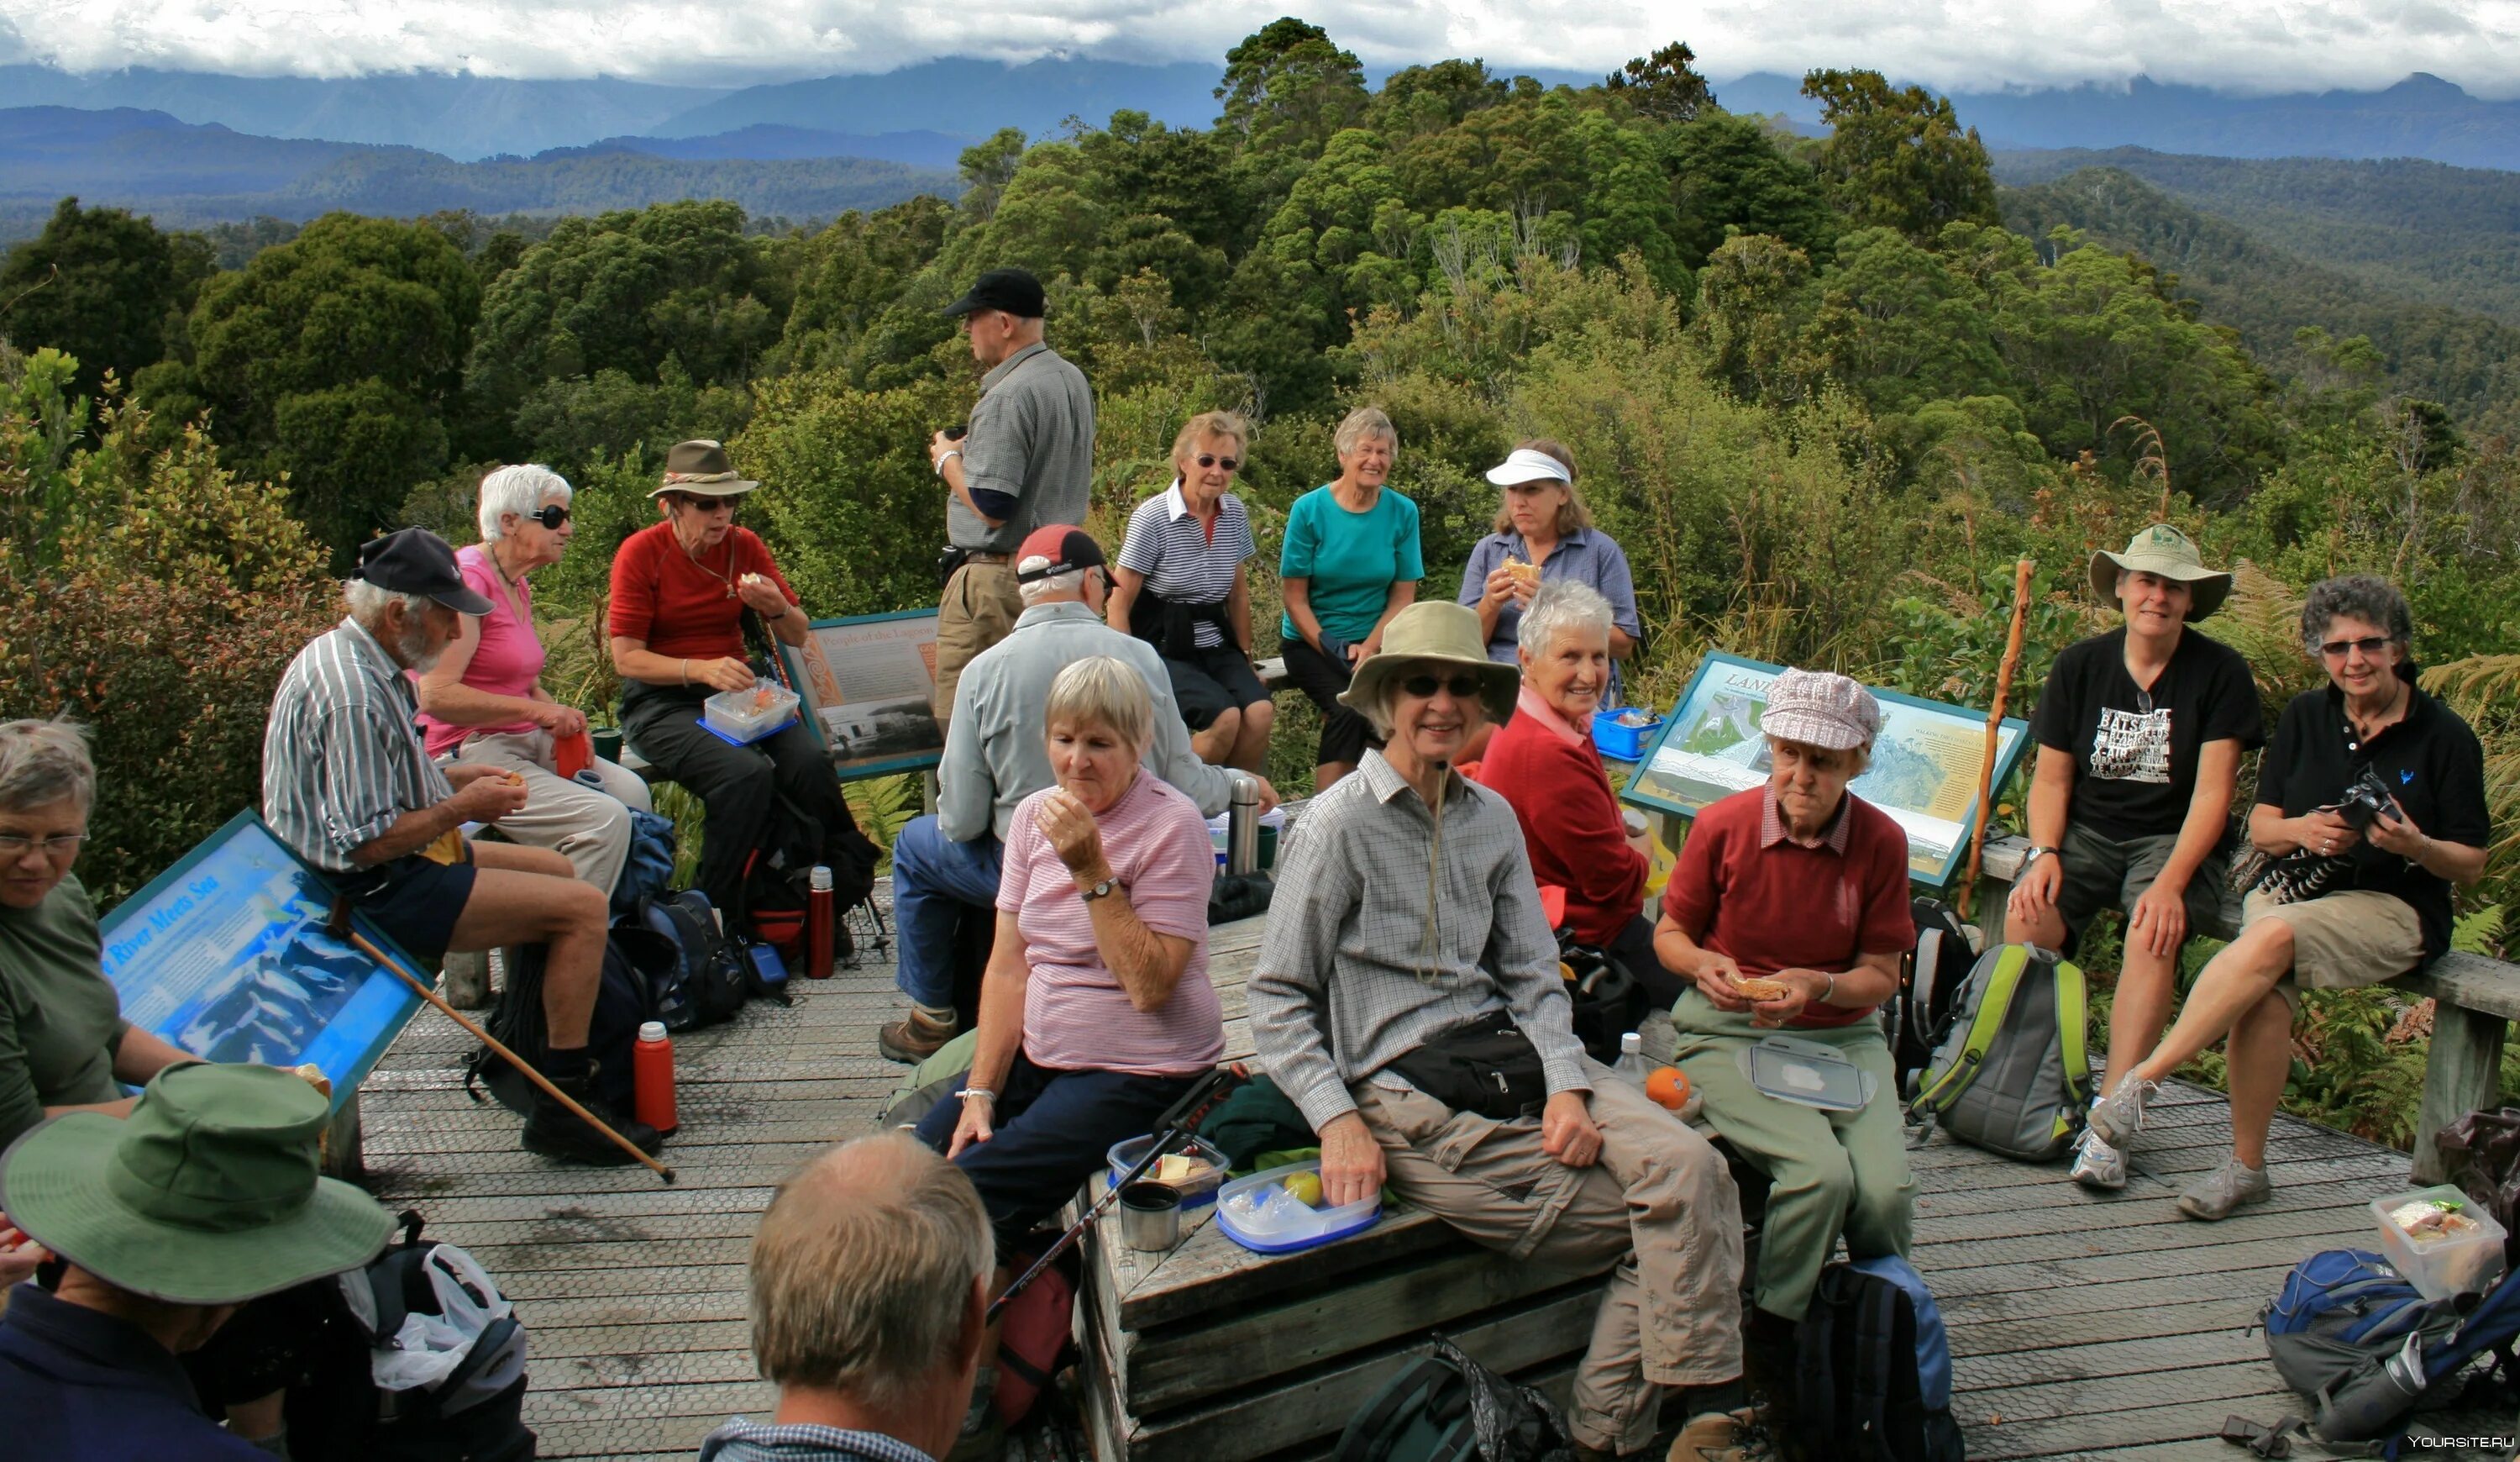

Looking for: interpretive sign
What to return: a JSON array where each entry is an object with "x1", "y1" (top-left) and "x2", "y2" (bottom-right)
[
  {"x1": 96, "y1": 811, "x2": 425, "y2": 1110},
  {"x1": 1619, "y1": 652, "x2": 2031, "y2": 888},
  {"x1": 779, "y1": 609, "x2": 948, "y2": 781}
]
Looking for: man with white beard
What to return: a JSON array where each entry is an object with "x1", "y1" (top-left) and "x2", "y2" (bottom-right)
[{"x1": 261, "y1": 527, "x2": 659, "y2": 1166}]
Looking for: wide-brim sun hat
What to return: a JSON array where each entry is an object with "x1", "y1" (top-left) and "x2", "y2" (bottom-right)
[
  {"x1": 648, "y1": 439, "x2": 760, "y2": 499},
  {"x1": 1761, "y1": 667, "x2": 1882, "y2": 753},
  {"x1": 0, "y1": 1062, "x2": 394, "y2": 1306},
  {"x1": 1337, "y1": 602, "x2": 1520, "y2": 728},
  {"x1": 2088, "y1": 523, "x2": 2232, "y2": 621}
]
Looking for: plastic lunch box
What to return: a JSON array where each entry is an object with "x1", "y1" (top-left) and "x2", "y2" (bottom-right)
[{"x1": 1213, "y1": 1160, "x2": 1381, "y2": 1254}]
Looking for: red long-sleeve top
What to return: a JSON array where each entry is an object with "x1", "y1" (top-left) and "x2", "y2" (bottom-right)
[{"x1": 1474, "y1": 691, "x2": 1648, "y2": 949}]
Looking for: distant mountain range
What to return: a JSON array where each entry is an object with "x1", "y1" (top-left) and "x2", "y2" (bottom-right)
[{"x1": 3, "y1": 58, "x2": 2517, "y2": 170}]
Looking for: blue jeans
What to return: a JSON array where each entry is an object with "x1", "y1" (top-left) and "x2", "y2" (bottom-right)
[
  {"x1": 890, "y1": 814, "x2": 1001, "y2": 1008},
  {"x1": 913, "y1": 1049, "x2": 1200, "y2": 1253}
]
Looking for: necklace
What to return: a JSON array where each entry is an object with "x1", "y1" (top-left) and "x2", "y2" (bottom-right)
[
  {"x1": 682, "y1": 532, "x2": 738, "y2": 598},
  {"x1": 485, "y1": 544, "x2": 532, "y2": 622}
]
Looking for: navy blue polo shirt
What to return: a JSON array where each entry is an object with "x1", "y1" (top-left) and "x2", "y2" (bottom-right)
[{"x1": 0, "y1": 1282, "x2": 270, "y2": 1462}]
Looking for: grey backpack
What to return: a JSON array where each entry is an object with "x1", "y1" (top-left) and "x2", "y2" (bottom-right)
[{"x1": 1908, "y1": 943, "x2": 2092, "y2": 1161}]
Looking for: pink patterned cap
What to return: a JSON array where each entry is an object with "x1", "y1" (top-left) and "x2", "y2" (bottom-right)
[{"x1": 1762, "y1": 667, "x2": 1882, "y2": 751}]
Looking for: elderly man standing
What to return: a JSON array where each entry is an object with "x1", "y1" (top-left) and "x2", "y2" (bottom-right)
[
  {"x1": 263, "y1": 528, "x2": 661, "y2": 1165},
  {"x1": 0, "y1": 1063, "x2": 396, "y2": 1462},
  {"x1": 928, "y1": 268, "x2": 1095, "y2": 732},
  {"x1": 879, "y1": 525, "x2": 1272, "y2": 1063},
  {"x1": 1251, "y1": 602, "x2": 1752, "y2": 1462},
  {"x1": 699, "y1": 1133, "x2": 993, "y2": 1462}
]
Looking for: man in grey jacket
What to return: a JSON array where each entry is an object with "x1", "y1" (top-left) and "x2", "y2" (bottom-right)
[{"x1": 879, "y1": 525, "x2": 1276, "y2": 1061}]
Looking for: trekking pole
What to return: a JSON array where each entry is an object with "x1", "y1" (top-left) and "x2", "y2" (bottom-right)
[
  {"x1": 986, "y1": 1061, "x2": 1247, "y2": 1322},
  {"x1": 1958, "y1": 558, "x2": 2035, "y2": 924},
  {"x1": 330, "y1": 906, "x2": 677, "y2": 1184}
]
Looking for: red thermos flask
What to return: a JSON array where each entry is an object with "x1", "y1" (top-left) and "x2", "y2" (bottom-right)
[
  {"x1": 807, "y1": 864, "x2": 835, "y2": 979},
  {"x1": 633, "y1": 1021, "x2": 679, "y2": 1136}
]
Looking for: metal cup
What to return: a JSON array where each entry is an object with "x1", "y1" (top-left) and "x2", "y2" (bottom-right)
[{"x1": 1117, "y1": 1181, "x2": 1183, "y2": 1252}]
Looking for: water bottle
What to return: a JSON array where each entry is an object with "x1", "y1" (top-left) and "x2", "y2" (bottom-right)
[
  {"x1": 806, "y1": 865, "x2": 835, "y2": 979},
  {"x1": 633, "y1": 1021, "x2": 680, "y2": 1136},
  {"x1": 1611, "y1": 1031, "x2": 1651, "y2": 1086}
]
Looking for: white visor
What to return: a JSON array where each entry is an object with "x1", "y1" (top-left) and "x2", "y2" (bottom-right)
[{"x1": 1485, "y1": 448, "x2": 1572, "y2": 486}]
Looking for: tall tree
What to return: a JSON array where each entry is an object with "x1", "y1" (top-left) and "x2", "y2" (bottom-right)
[
  {"x1": 1802, "y1": 69, "x2": 1999, "y2": 239},
  {"x1": 1215, "y1": 18, "x2": 1369, "y2": 200},
  {"x1": 0, "y1": 198, "x2": 212, "y2": 403},
  {"x1": 1604, "y1": 42, "x2": 1714, "y2": 123}
]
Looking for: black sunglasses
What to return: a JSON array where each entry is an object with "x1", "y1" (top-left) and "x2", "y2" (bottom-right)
[
  {"x1": 1194, "y1": 453, "x2": 1241, "y2": 473},
  {"x1": 2320, "y1": 635, "x2": 2391, "y2": 660},
  {"x1": 1399, "y1": 672, "x2": 1486, "y2": 700},
  {"x1": 521, "y1": 505, "x2": 571, "y2": 529}
]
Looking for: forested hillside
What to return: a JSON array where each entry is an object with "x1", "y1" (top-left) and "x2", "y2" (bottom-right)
[{"x1": 4, "y1": 22, "x2": 2517, "y2": 1144}]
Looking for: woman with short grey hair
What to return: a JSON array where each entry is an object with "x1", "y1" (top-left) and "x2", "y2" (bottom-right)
[
  {"x1": 418, "y1": 464, "x2": 654, "y2": 898},
  {"x1": 2092, "y1": 572, "x2": 2491, "y2": 1222},
  {"x1": 1279, "y1": 406, "x2": 1425, "y2": 791}
]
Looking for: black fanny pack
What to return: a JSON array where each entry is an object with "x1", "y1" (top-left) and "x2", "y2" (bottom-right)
[{"x1": 1384, "y1": 1011, "x2": 1548, "y2": 1120}]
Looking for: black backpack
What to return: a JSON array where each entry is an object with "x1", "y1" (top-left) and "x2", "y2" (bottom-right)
[
  {"x1": 638, "y1": 890, "x2": 754, "y2": 1028},
  {"x1": 732, "y1": 786, "x2": 878, "y2": 964},
  {"x1": 1556, "y1": 933, "x2": 1649, "y2": 1065},
  {"x1": 464, "y1": 926, "x2": 677, "y2": 1115},
  {"x1": 1796, "y1": 1257, "x2": 1965, "y2": 1462},
  {"x1": 1893, "y1": 898, "x2": 1977, "y2": 1096},
  {"x1": 1334, "y1": 1335, "x2": 1574, "y2": 1462}
]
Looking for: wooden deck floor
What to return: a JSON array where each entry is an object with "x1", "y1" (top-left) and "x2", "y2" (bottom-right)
[{"x1": 357, "y1": 886, "x2": 2496, "y2": 1460}]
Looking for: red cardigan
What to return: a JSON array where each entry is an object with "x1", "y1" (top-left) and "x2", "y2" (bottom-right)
[{"x1": 1475, "y1": 708, "x2": 1647, "y2": 948}]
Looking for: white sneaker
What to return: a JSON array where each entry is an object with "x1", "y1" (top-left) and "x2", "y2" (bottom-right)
[{"x1": 2069, "y1": 1126, "x2": 2127, "y2": 1190}]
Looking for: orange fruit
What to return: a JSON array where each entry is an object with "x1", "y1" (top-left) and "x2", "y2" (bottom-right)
[{"x1": 1645, "y1": 1066, "x2": 1692, "y2": 1112}]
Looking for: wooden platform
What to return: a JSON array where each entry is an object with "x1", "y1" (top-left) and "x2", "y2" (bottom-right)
[{"x1": 357, "y1": 885, "x2": 2506, "y2": 1460}]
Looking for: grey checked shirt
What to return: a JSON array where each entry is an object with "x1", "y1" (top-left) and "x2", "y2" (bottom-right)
[
  {"x1": 698, "y1": 1418, "x2": 937, "y2": 1462},
  {"x1": 261, "y1": 617, "x2": 453, "y2": 873},
  {"x1": 1250, "y1": 750, "x2": 1589, "y2": 1132},
  {"x1": 936, "y1": 602, "x2": 1234, "y2": 844}
]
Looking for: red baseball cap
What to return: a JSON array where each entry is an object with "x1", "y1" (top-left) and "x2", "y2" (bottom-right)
[{"x1": 1014, "y1": 525, "x2": 1106, "y2": 582}]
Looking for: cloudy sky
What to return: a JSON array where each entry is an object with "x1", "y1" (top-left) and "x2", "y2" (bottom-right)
[{"x1": 3, "y1": 0, "x2": 2516, "y2": 97}]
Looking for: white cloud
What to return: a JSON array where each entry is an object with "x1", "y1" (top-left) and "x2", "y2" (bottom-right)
[{"x1": 3, "y1": 0, "x2": 2516, "y2": 98}]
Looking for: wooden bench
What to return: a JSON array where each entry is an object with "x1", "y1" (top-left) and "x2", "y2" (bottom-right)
[
  {"x1": 1970, "y1": 832, "x2": 2516, "y2": 1184},
  {"x1": 1075, "y1": 916, "x2": 1616, "y2": 1462}
]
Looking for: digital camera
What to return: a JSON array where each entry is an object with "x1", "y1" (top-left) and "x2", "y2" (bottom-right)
[{"x1": 2333, "y1": 765, "x2": 2401, "y2": 833}]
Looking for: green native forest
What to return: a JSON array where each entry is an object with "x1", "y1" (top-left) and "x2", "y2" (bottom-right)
[{"x1": 2, "y1": 21, "x2": 2516, "y2": 1149}]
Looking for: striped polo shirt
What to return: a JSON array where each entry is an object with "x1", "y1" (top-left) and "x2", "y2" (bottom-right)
[
  {"x1": 1115, "y1": 481, "x2": 1253, "y2": 649},
  {"x1": 262, "y1": 617, "x2": 454, "y2": 874}
]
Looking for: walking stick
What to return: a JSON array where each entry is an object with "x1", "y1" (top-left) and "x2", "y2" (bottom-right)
[
  {"x1": 1958, "y1": 559, "x2": 2035, "y2": 924},
  {"x1": 331, "y1": 903, "x2": 676, "y2": 1183}
]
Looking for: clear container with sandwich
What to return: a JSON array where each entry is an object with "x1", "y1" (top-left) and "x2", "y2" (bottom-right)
[
  {"x1": 2372, "y1": 1183, "x2": 2508, "y2": 1299},
  {"x1": 1106, "y1": 1134, "x2": 1231, "y2": 1208},
  {"x1": 702, "y1": 677, "x2": 801, "y2": 745}
]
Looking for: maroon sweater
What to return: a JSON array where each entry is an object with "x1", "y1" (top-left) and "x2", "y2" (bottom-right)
[{"x1": 1475, "y1": 703, "x2": 1647, "y2": 948}]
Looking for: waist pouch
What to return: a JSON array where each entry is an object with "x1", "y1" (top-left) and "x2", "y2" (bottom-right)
[{"x1": 1385, "y1": 1012, "x2": 1548, "y2": 1120}]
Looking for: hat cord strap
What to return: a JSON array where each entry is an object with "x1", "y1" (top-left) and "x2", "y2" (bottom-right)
[{"x1": 1419, "y1": 774, "x2": 1445, "y2": 986}]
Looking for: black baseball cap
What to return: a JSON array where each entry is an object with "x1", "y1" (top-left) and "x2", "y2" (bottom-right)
[
  {"x1": 943, "y1": 267, "x2": 1047, "y2": 320},
  {"x1": 354, "y1": 528, "x2": 493, "y2": 615},
  {"x1": 1015, "y1": 524, "x2": 1106, "y2": 582}
]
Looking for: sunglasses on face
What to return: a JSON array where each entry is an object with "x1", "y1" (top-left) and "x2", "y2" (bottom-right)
[
  {"x1": 2321, "y1": 636, "x2": 2391, "y2": 660},
  {"x1": 1193, "y1": 454, "x2": 1241, "y2": 474},
  {"x1": 521, "y1": 505, "x2": 571, "y2": 530},
  {"x1": 1399, "y1": 673, "x2": 1486, "y2": 700}
]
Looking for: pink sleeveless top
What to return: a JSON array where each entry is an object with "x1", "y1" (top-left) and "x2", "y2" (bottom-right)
[{"x1": 417, "y1": 544, "x2": 546, "y2": 757}]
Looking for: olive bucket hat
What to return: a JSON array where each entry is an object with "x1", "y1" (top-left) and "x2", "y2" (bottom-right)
[
  {"x1": 0, "y1": 1062, "x2": 394, "y2": 1306},
  {"x1": 2088, "y1": 523, "x2": 2233, "y2": 621},
  {"x1": 1338, "y1": 602, "x2": 1520, "y2": 727},
  {"x1": 648, "y1": 439, "x2": 759, "y2": 499}
]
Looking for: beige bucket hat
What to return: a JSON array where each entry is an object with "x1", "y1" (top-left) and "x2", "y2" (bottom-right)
[
  {"x1": 2088, "y1": 523, "x2": 2232, "y2": 621},
  {"x1": 1337, "y1": 602, "x2": 1520, "y2": 727}
]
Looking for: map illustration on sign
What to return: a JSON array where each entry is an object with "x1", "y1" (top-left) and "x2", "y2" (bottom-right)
[
  {"x1": 1620, "y1": 653, "x2": 2031, "y2": 888},
  {"x1": 780, "y1": 609, "x2": 948, "y2": 781},
  {"x1": 96, "y1": 812, "x2": 425, "y2": 1108}
]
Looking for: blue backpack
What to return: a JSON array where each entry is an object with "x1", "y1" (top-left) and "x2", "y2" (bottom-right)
[
  {"x1": 1797, "y1": 1255, "x2": 1964, "y2": 1460},
  {"x1": 2261, "y1": 1249, "x2": 2520, "y2": 1447},
  {"x1": 607, "y1": 805, "x2": 678, "y2": 918}
]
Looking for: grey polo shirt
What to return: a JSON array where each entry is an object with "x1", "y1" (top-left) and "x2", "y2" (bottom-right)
[
  {"x1": 1249, "y1": 750, "x2": 1589, "y2": 1133},
  {"x1": 261, "y1": 617, "x2": 453, "y2": 874},
  {"x1": 951, "y1": 340, "x2": 1095, "y2": 554},
  {"x1": 935, "y1": 601, "x2": 1234, "y2": 844}
]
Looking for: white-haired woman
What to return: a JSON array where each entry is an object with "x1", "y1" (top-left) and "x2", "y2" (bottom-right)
[
  {"x1": 1656, "y1": 669, "x2": 1917, "y2": 1391},
  {"x1": 416, "y1": 464, "x2": 653, "y2": 897},
  {"x1": 916, "y1": 656, "x2": 1224, "y2": 1260},
  {"x1": 1278, "y1": 407, "x2": 1424, "y2": 791}
]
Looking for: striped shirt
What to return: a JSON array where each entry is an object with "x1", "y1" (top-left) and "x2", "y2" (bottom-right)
[
  {"x1": 262, "y1": 618, "x2": 454, "y2": 874},
  {"x1": 1115, "y1": 481, "x2": 1253, "y2": 649},
  {"x1": 1249, "y1": 750, "x2": 1588, "y2": 1133}
]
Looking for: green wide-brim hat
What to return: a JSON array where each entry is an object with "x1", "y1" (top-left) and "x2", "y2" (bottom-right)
[
  {"x1": 2088, "y1": 523, "x2": 2233, "y2": 621},
  {"x1": 0, "y1": 1062, "x2": 394, "y2": 1306},
  {"x1": 1337, "y1": 602, "x2": 1520, "y2": 728}
]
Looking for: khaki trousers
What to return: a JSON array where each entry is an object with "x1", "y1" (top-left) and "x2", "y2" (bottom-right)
[
  {"x1": 448, "y1": 729, "x2": 653, "y2": 894},
  {"x1": 934, "y1": 559, "x2": 1023, "y2": 728},
  {"x1": 1355, "y1": 1061, "x2": 1746, "y2": 1454}
]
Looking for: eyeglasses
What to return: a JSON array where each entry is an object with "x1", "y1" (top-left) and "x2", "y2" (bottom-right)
[
  {"x1": 1194, "y1": 454, "x2": 1241, "y2": 474},
  {"x1": 2320, "y1": 636, "x2": 2392, "y2": 660},
  {"x1": 1399, "y1": 673, "x2": 1486, "y2": 700},
  {"x1": 0, "y1": 831, "x2": 86, "y2": 859},
  {"x1": 522, "y1": 505, "x2": 571, "y2": 530}
]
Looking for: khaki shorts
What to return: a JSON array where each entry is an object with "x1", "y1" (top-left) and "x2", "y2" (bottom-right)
[
  {"x1": 2244, "y1": 888, "x2": 2426, "y2": 1012},
  {"x1": 933, "y1": 558, "x2": 1023, "y2": 725}
]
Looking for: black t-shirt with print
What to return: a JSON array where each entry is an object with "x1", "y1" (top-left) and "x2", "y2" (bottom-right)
[
  {"x1": 2033, "y1": 627, "x2": 2265, "y2": 843},
  {"x1": 2256, "y1": 674, "x2": 2491, "y2": 960}
]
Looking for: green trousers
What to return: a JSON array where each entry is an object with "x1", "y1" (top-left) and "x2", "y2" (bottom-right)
[{"x1": 1669, "y1": 991, "x2": 1915, "y2": 1321}]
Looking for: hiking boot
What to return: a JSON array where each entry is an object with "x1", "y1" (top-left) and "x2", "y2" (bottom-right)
[
  {"x1": 2069, "y1": 1125, "x2": 2128, "y2": 1191},
  {"x1": 879, "y1": 1005, "x2": 958, "y2": 1064},
  {"x1": 522, "y1": 1068, "x2": 664, "y2": 1166},
  {"x1": 2178, "y1": 1159, "x2": 2273, "y2": 1221},
  {"x1": 1668, "y1": 1408, "x2": 1772, "y2": 1462},
  {"x1": 2084, "y1": 1076, "x2": 2156, "y2": 1150}
]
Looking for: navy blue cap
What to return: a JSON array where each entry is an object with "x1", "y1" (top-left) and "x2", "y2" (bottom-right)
[{"x1": 355, "y1": 529, "x2": 493, "y2": 615}]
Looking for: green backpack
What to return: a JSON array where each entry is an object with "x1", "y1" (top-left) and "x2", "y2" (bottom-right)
[
  {"x1": 1908, "y1": 943, "x2": 2092, "y2": 1161},
  {"x1": 1333, "y1": 1337, "x2": 1572, "y2": 1462}
]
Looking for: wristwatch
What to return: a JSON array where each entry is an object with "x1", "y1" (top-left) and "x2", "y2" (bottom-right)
[
  {"x1": 1078, "y1": 876, "x2": 1119, "y2": 902},
  {"x1": 2019, "y1": 844, "x2": 2060, "y2": 870}
]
